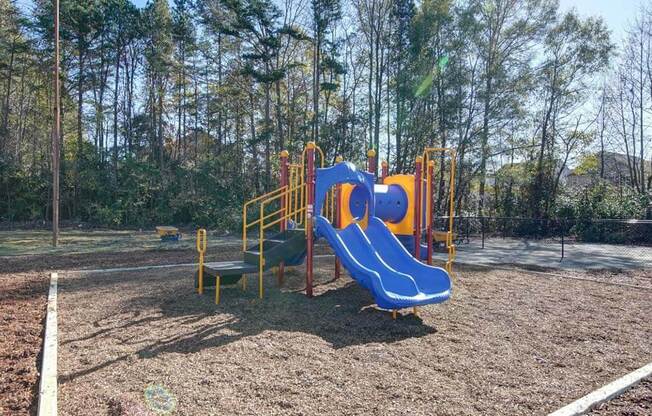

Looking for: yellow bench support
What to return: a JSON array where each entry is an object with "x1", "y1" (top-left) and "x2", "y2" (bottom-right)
[
  {"x1": 215, "y1": 275, "x2": 220, "y2": 304},
  {"x1": 196, "y1": 229, "x2": 207, "y2": 295}
]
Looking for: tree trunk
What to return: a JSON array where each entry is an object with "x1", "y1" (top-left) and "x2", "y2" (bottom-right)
[
  {"x1": 75, "y1": 47, "x2": 85, "y2": 218},
  {"x1": 478, "y1": 74, "x2": 491, "y2": 216},
  {"x1": 1, "y1": 37, "x2": 16, "y2": 148},
  {"x1": 313, "y1": 32, "x2": 320, "y2": 143},
  {"x1": 113, "y1": 47, "x2": 121, "y2": 180}
]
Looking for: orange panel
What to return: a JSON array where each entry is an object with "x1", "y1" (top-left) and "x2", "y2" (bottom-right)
[{"x1": 382, "y1": 175, "x2": 415, "y2": 235}]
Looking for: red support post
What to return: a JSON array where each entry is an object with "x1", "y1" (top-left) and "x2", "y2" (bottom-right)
[
  {"x1": 305, "y1": 142, "x2": 316, "y2": 297},
  {"x1": 334, "y1": 155, "x2": 343, "y2": 279},
  {"x1": 414, "y1": 156, "x2": 423, "y2": 258},
  {"x1": 367, "y1": 149, "x2": 377, "y2": 178},
  {"x1": 381, "y1": 160, "x2": 388, "y2": 183},
  {"x1": 278, "y1": 150, "x2": 289, "y2": 284},
  {"x1": 427, "y1": 160, "x2": 435, "y2": 265}
]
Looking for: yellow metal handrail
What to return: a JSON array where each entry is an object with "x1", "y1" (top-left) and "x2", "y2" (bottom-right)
[
  {"x1": 196, "y1": 229, "x2": 207, "y2": 295},
  {"x1": 242, "y1": 142, "x2": 332, "y2": 299},
  {"x1": 243, "y1": 185, "x2": 289, "y2": 250},
  {"x1": 252, "y1": 182, "x2": 309, "y2": 298},
  {"x1": 422, "y1": 147, "x2": 457, "y2": 273}
]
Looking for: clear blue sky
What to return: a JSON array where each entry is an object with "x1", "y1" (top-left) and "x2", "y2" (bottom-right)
[
  {"x1": 17, "y1": 0, "x2": 642, "y2": 43},
  {"x1": 128, "y1": 0, "x2": 638, "y2": 41}
]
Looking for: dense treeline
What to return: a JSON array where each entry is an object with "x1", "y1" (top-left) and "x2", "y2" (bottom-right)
[{"x1": 0, "y1": 0, "x2": 650, "y2": 230}]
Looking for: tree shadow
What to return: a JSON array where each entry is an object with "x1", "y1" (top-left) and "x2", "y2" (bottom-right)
[{"x1": 59, "y1": 265, "x2": 439, "y2": 383}]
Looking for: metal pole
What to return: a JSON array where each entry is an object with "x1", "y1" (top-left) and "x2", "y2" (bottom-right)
[
  {"x1": 381, "y1": 160, "x2": 388, "y2": 183},
  {"x1": 560, "y1": 218, "x2": 565, "y2": 261},
  {"x1": 305, "y1": 142, "x2": 316, "y2": 297},
  {"x1": 481, "y1": 216, "x2": 485, "y2": 249},
  {"x1": 278, "y1": 150, "x2": 289, "y2": 285},
  {"x1": 367, "y1": 148, "x2": 377, "y2": 179},
  {"x1": 414, "y1": 156, "x2": 423, "y2": 258},
  {"x1": 446, "y1": 150, "x2": 456, "y2": 273},
  {"x1": 52, "y1": 0, "x2": 60, "y2": 247},
  {"x1": 334, "y1": 155, "x2": 343, "y2": 280},
  {"x1": 426, "y1": 160, "x2": 434, "y2": 265}
]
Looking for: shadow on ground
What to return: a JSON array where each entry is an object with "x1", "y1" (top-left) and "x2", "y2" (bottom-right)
[{"x1": 59, "y1": 264, "x2": 437, "y2": 383}]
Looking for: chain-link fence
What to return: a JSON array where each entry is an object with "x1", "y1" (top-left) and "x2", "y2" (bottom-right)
[{"x1": 431, "y1": 217, "x2": 652, "y2": 270}]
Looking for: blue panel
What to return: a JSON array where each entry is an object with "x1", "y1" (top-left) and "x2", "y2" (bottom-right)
[
  {"x1": 374, "y1": 184, "x2": 408, "y2": 223},
  {"x1": 395, "y1": 234, "x2": 429, "y2": 260},
  {"x1": 349, "y1": 184, "x2": 408, "y2": 223},
  {"x1": 314, "y1": 162, "x2": 375, "y2": 221},
  {"x1": 348, "y1": 185, "x2": 368, "y2": 220}
]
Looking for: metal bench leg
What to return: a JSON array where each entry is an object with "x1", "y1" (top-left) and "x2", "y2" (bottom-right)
[{"x1": 215, "y1": 275, "x2": 220, "y2": 304}]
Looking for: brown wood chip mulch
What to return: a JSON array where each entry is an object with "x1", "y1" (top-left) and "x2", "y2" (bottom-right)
[
  {"x1": 57, "y1": 261, "x2": 652, "y2": 415},
  {"x1": 589, "y1": 377, "x2": 652, "y2": 415},
  {"x1": 0, "y1": 272, "x2": 48, "y2": 416}
]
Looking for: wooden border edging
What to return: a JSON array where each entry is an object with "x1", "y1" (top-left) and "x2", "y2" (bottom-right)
[
  {"x1": 37, "y1": 272, "x2": 58, "y2": 416},
  {"x1": 548, "y1": 361, "x2": 652, "y2": 416}
]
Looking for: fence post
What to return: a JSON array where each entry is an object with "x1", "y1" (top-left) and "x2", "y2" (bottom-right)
[
  {"x1": 560, "y1": 218, "x2": 565, "y2": 261},
  {"x1": 481, "y1": 216, "x2": 485, "y2": 249}
]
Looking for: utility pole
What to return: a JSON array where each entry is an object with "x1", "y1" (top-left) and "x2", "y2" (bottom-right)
[{"x1": 52, "y1": 0, "x2": 60, "y2": 247}]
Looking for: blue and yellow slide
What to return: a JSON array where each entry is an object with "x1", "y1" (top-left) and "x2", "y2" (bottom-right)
[{"x1": 313, "y1": 162, "x2": 451, "y2": 310}]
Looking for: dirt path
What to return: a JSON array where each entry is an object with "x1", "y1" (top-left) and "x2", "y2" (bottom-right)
[{"x1": 57, "y1": 261, "x2": 652, "y2": 415}]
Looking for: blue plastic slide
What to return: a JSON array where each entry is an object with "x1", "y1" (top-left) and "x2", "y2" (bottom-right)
[{"x1": 313, "y1": 162, "x2": 451, "y2": 310}]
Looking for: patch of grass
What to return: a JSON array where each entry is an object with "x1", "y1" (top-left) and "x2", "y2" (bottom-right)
[{"x1": 0, "y1": 229, "x2": 239, "y2": 257}]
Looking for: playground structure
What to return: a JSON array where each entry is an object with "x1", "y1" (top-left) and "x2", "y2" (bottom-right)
[{"x1": 196, "y1": 142, "x2": 457, "y2": 316}]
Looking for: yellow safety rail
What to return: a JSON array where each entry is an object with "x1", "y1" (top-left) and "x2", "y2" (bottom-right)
[
  {"x1": 288, "y1": 163, "x2": 306, "y2": 226},
  {"x1": 422, "y1": 148, "x2": 457, "y2": 274},
  {"x1": 241, "y1": 143, "x2": 333, "y2": 299},
  {"x1": 196, "y1": 228, "x2": 207, "y2": 295},
  {"x1": 242, "y1": 185, "x2": 289, "y2": 251}
]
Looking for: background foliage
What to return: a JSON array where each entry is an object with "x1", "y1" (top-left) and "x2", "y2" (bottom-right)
[{"x1": 0, "y1": 0, "x2": 650, "y2": 232}]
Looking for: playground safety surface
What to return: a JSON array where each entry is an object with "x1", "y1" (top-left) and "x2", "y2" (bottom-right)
[
  {"x1": 588, "y1": 377, "x2": 652, "y2": 415},
  {"x1": 55, "y1": 259, "x2": 652, "y2": 415},
  {"x1": 0, "y1": 271, "x2": 48, "y2": 415}
]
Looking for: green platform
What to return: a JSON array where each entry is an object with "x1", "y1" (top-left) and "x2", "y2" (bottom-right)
[{"x1": 196, "y1": 229, "x2": 306, "y2": 289}]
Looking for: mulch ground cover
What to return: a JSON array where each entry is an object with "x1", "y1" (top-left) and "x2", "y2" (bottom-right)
[
  {"x1": 0, "y1": 272, "x2": 49, "y2": 415},
  {"x1": 589, "y1": 377, "x2": 652, "y2": 415},
  {"x1": 0, "y1": 242, "x2": 333, "y2": 415},
  {"x1": 0, "y1": 244, "x2": 244, "y2": 416},
  {"x1": 581, "y1": 268, "x2": 652, "y2": 289},
  {"x1": 57, "y1": 260, "x2": 652, "y2": 415}
]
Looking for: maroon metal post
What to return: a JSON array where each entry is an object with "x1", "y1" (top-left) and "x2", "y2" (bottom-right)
[
  {"x1": 278, "y1": 150, "x2": 289, "y2": 284},
  {"x1": 426, "y1": 160, "x2": 435, "y2": 265},
  {"x1": 367, "y1": 149, "x2": 377, "y2": 178},
  {"x1": 305, "y1": 142, "x2": 316, "y2": 297},
  {"x1": 334, "y1": 155, "x2": 343, "y2": 279},
  {"x1": 414, "y1": 156, "x2": 423, "y2": 258},
  {"x1": 381, "y1": 160, "x2": 388, "y2": 183}
]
